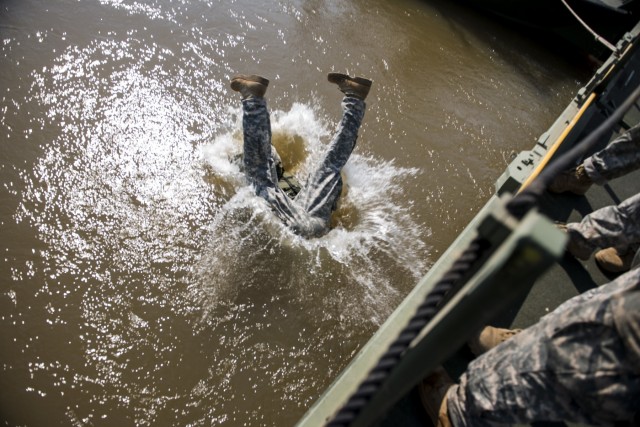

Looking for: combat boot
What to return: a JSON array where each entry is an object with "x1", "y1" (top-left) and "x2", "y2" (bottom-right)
[
  {"x1": 556, "y1": 223, "x2": 594, "y2": 260},
  {"x1": 230, "y1": 74, "x2": 269, "y2": 99},
  {"x1": 327, "y1": 73, "x2": 372, "y2": 100},
  {"x1": 467, "y1": 326, "x2": 522, "y2": 356},
  {"x1": 595, "y1": 247, "x2": 635, "y2": 273},
  {"x1": 419, "y1": 367, "x2": 454, "y2": 427},
  {"x1": 548, "y1": 164, "x2": 593, "y2": 195}
]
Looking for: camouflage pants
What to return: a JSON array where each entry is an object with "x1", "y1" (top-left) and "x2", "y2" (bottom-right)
[
  {"x1": 566, "y1": 192, "x2": 640, "y2": 259},
  {"x1": 242, "y1": 96, "x2": 365, "y2": 237},
  {"x1": 447, "y1": 267, "x2": 640, "y2": 426},
  {"x1": 584, "y1": 122, "x2": 640, "y2": 184}
]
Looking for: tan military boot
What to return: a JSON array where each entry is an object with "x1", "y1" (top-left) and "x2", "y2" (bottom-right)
[
  {"x1": 230, "y1": 74, "x2": 269, "y2": 99},
  {"x1": 327, "y1": 73, "x2": 372, "y2": 100},
  {"x1": 548, "y1": 164, "x2": 593, "y2": 195},
  {"x1": 419, "y1": 367, "x2": 454, "y2": 427},
  {"x1": 468, "y1": 326, "x2": 522, "y2": 356},
  {"x1": 595, "y1": 247, "x2": 634, "y2": 273}
]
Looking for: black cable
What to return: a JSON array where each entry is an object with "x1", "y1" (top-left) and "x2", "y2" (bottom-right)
[{"x1": 507, "y1": 83, "x2": 640, "y2": 219}]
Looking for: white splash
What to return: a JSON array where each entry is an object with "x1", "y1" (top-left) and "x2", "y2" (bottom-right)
[{"x1": 195, "y1": 102, "x2": 430, "y2": 325}]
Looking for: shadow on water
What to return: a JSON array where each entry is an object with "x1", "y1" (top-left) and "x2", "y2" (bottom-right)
[{"x1": 417, "y1": 0, "x2": 596, "y2": 86}]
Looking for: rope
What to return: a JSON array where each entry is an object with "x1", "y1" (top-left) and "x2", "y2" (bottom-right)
[
  {"x1": 325, "y1": 237, "x2": 491, "y2": 427},
  {"x1": 560, "y1": 0, "x2": 617, "y2": 52}
]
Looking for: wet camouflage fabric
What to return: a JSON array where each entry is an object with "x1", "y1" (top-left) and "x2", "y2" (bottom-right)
[
  {"x1": 447, "y1": 267, "x2": 640, "y2": 426},
  {"x1": 230, "y1": 147, "x2": 302, "y2": 199},
  {"x1": 241, "y1": 96, "x2": 365, "y2": 238},
  {"x1": 584, "y1": 123, "x2": 640, "y2": 185},
  {"x1": 278, "y1": 170, "x2": 302, "y2": 200},
  {"x1": 566, "y1": 192, "x2": 640, "y2": 257}
]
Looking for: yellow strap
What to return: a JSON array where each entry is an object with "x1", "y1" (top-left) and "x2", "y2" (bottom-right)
[
  {"x1": 517, "y1": 91, "x2": 597, "y2": 193},
  {"x1": 516, "y1": 35, "x2": 640, "y2": 194}
]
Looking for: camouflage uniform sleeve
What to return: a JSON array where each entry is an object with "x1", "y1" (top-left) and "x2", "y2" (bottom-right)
[
  {"x1": 447, "y1": 267, "x2": 640, "y2": 427},
  {"x1": 584, "y1": 122, "x2": 640, "y2": 185},
  {"x1": 567, "y1": 192, "x2": 640, "y2": 254}
]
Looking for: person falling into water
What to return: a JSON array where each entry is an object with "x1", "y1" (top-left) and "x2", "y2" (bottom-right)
[{"x1": 230, "y1": 72, "x2": 372, "y2": 238}]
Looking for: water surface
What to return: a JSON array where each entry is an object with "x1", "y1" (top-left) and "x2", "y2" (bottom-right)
[{"x1": 1, "y1": 0, "x2": 586, "y2": 425}]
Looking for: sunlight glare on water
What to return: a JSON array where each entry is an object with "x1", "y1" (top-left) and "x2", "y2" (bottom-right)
[{"x1": 0, "y1": 0, "x2": 585, "y2": 425}]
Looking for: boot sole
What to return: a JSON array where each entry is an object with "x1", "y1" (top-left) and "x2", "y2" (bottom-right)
[
  {"x1": 418, "y1": 367, "x2": 454, "y2": 425},
  {"x1": 230, "y1": 74, "x2": 270, "y2": 90},
  {"x1": 327, "y1": 72, "x2": 372, "y2": 87}
]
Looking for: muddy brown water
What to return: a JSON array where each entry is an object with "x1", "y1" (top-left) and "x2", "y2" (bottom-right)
[{"x1": 1, "y1": 0, "x2": 588, "y2": 425}]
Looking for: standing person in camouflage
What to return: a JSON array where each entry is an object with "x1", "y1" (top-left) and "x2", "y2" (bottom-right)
[
  {"x1": 230, "y1": 72, "x2": 372, "y2": 238},
  {"x1": 550, "y1": 123, "x2": 640, "y2": 271},
  {"x1": 421, "y1": 267, "x2": 640, "y2": 427}
]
